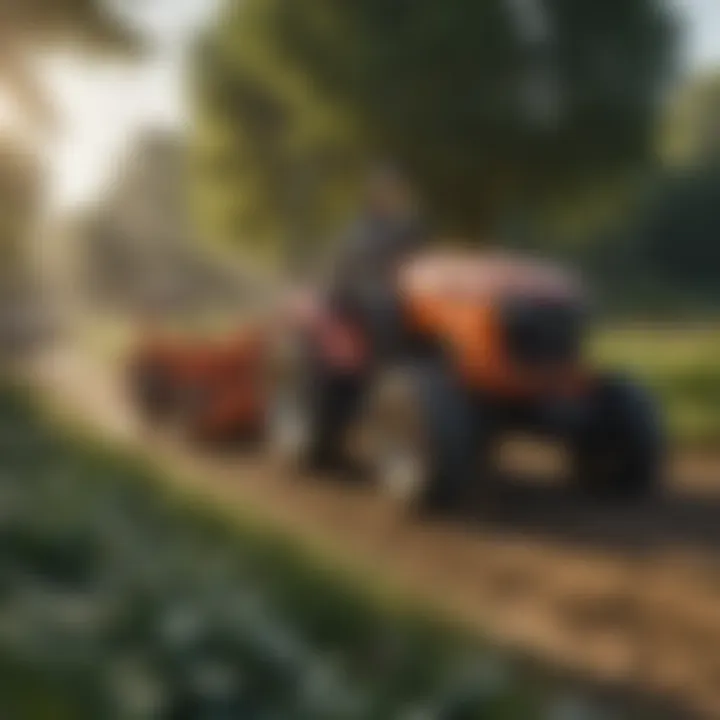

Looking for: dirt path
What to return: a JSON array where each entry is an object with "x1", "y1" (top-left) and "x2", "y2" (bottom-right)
[{"x1": 30, "y1": 342, "x2": 720, "y2": 718}]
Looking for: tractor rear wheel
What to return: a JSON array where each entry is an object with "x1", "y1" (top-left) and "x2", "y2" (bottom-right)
[{"x1": 361, "y1": 361, "x2": 480, "y2": 516}]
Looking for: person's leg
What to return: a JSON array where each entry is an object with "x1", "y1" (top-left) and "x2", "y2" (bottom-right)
[
  {"x1": 306, "y1": 289, "x2": 369, "y2": 474},
  {"x1": 362, "y1": 286, "x2": 404, "y2": 363}
]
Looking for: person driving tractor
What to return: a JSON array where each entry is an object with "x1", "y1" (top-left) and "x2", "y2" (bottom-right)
[
  {"x1": 328, "y1": 164, "x2": 428, "y2": 360},
  {"x1": 270, "y1": 164, "x2": 429, "y2": 475},
  {"x1": 129, "y1": 163, "x2": 665, "y2": 514}
]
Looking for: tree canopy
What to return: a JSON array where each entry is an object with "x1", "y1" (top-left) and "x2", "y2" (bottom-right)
[
  {"x1": 0, "y1": 0, "x2": 139, "y2": 130},
  {"x1": 661, "y1": 70, "x2": 720, "y2": 168},
  {"x1": 193, "y1": 0, "x2": 677, "y2": 257},
  {"x1": 591, "y1": 70, "x2": 720, "y2": 311},
  {"x1": 0, "y1": 0, "x2": 141, "y2": 284}
]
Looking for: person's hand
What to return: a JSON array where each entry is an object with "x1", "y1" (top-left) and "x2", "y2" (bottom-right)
[{"x1": 281, "y1": 286, "x2": 324, "y2": 327}]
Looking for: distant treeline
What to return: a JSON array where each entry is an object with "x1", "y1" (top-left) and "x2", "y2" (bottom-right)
[{"x1": 569, "y1": 164, "x2": 720, "y2": 316}]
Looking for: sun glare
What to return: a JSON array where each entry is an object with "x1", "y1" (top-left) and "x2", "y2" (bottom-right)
[{"x1": 41, "y1": 52, "x2": 185, "y2": 211}]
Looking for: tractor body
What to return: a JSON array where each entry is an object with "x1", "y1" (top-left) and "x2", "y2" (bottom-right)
[{"x1": 268, "y1": 249, "x2": 664, "y2": 513}]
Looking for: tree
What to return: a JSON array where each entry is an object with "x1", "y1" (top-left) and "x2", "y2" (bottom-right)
[
  {"x1": 0, "y1": 0, "x2": 141, "y2": 313},
  {"x1": 661, "y1": 70, "x2": 720, "y2": 168},
  {"x1": 192, "y1": 1, "x2": 367, "y2": 265},
  {"x1": 194, "y1": 0, "x2": 677, "y2": 257},
  {"x1": 581, "y1": 70, "x2": 720, "y2": 314},
  {"x1": 0, "y1": 0, "x2": 137, "y2": 131},
  {"x1": 0, "y1": 139, "x2": 42, "y2": 268}
]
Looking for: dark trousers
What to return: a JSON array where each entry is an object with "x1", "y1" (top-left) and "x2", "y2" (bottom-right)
[{"x1": 328, "y1": 285, "x2": 403, "y2": 366}]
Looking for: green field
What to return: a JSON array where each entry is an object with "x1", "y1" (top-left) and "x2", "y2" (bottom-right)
[
  {"x1": 0, "y1": 382, "x2": 652, "y2": 719},
  {"x1": 593, "y1": 326, "x2": 720, "y2": 448}
]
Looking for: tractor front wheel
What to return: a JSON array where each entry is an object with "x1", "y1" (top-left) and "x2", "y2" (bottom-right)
[{"x1": 573, "y1": 373, "x2": 665, "y2": 502}]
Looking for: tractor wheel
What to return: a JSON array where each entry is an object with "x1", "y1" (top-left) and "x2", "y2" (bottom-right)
[
  {"x1": 573, "y1": 373, "x2": 665, "y2": 502},
  {"x1": 361, "y1": 361, "x2": 479, "y2": 517}
]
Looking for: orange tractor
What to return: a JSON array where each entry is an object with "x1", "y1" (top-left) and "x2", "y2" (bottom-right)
[
  {"x1": 265, "y1": 249, "x2": 665, "y2": 514},
  {"x1": 128, "y1": 248, "x2": 664, "y2": 515}
]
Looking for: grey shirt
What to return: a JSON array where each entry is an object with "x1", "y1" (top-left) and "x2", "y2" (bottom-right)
[{"x1": 330, "y1": 211, "x2": 427, "y2": 302}]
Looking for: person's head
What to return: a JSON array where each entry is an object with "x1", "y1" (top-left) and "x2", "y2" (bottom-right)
[{"x1": 364, "y1": 163, "x2": 417, "y2": 218}]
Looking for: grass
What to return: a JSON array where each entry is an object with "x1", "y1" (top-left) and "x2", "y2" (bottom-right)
[
  {"x1": 0, "y1": 381, "x2": 648, "y2": 720},
  {"x1": 593, "y1": 325, "x2": 720, "y2": 448}
]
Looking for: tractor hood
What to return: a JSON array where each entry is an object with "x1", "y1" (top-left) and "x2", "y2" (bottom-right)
[{"x1": 398, "y1": 249, "x2": 584, "y2": 304}]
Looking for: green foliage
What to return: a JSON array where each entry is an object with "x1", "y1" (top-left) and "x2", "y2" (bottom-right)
[
  {"x1": 585, "y1": 69, "x2": 720, "y2": 312},
  {"x1": 0, "y1": 141, "x2": 41, "y2": 265},
  {"x1": 570, "y1": 162, "x2": 720, "y2": 316},
  {"x1": 638, "y1": 166, "x2": 720, "y2": 295},
  {"x1": 193, "y1": 0, "x2": 676, "y2": 254},
  {"x1": 192, "y1": 0, "x2": 366, "y2": 264},
  {"x1": 0, "y1": 0, "x2": 139, "y2": 131},
  {"x1": 0, "y1": 140, "x2": 43, "y2": 294},
  {"x1": 0, "y1": 0, "x2": 135, "y2": 50},
  {"x1": 0, "y1": 384, "x2": 633, "y2": 718},
  {"x1": 593, "y1": 327, "x2": 720, "y2": 446},
  {"x1": 661, "y1": 69, "x2": 720, "y2": 167},
  {"x1": 0, "y1": 0, "x2": 140, "y2": 286}
]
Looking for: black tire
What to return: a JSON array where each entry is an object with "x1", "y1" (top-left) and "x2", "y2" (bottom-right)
[
  {"x1": 361, "y1": 360, "x2": 480, "y2": 516},
  {"x1": 573, "y1": 373, "x2": 665, "y2": 502}
]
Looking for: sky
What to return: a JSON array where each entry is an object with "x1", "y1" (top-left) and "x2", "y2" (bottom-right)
[
  {"x1": 679, "y1": 0, "x2": 720, "y2": 69},
  {"x1": 36, "y1": 0, "x2": 720, "y2": 210}
]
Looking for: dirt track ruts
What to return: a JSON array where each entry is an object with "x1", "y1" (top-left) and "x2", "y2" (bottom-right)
[{"x1": 30, "y1": 343, "x2": 720, "y2": 719}]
